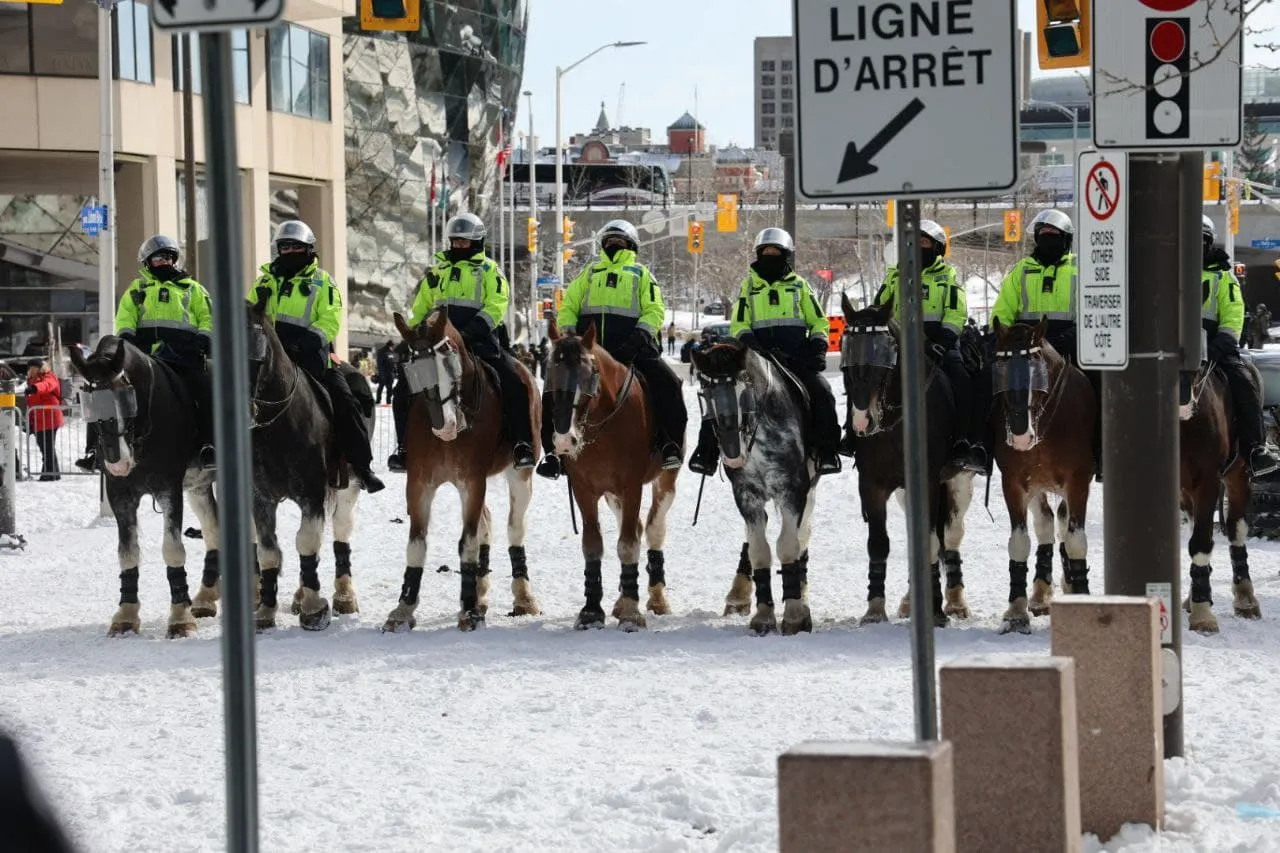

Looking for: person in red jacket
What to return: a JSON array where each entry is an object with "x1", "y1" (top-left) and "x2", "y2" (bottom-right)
[{"x1": 25, "y1": 358, "x2": 62, "y2": 481}]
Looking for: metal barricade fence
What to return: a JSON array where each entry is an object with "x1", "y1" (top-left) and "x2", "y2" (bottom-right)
[{"x1": 23, "y1": 404, "x2": 90, "y2": 479}]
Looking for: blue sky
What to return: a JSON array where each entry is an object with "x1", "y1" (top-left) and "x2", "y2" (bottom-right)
[{"x1": 518, "y1": 0, "x2": 1280, "y2": 149}]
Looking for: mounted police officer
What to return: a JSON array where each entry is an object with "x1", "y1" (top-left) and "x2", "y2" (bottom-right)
[
  {"x1": 536, "y1": 219, "x2": 687, "y2": 479},
  {"x1": 76, "y1": 234, "x2": 215, "y2": 472},
  {"x1": 688, "y1": 227, "x2": 842, "y2": 476},
  {"x1": 400, "y1": 212, "x2": 535, "y2": 469},
  {"x1": 861, "y1": 219, "x2": 985, "y2": 473},
  {"x1": 247, "y1": 220, "x2": 384, "y2": 493},
  {"x1": 988, "y1": 209, "x2": 1103, "y2": 479},
  {"x1": 1202, "y1": 214, "x2": 1280, "y2": 477}
]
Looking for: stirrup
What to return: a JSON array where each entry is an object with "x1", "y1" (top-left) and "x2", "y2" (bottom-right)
[
  {"x1": 356, "y1": 466, "x2": 386, "y2": 494},
  {"x1": 838, "y1": 433, "x2": 857, "y2": 458},
  {"x1": 660, "y1": 443, "x2": 684, "y2": 470},
  {"x1": 1249, "y1": 447, "x2": 1280, "y2": 477},
  {"x1": 74, "y1": 453, "x2": 98, "y2": 472},
  {"x1": 817, "y1": 452, "x2": 842, "y2": 475},
  {"x1": 535, "y1": 454, "x2": 562, "y2": 480},
  {"x1": 387, "y1": 449, "x2": 406, "y2": 472},
  {"x1": 198, "y1": 445, "x2": 216, "y2": 471},
  {"x1": 687, "y1": 446, "x2": 718, "y2": 476},
  {"x1": 512, "y1": 442, "x2": 535, "y2": 470}
]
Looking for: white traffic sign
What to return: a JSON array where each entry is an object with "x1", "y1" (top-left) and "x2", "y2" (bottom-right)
[
  {"x1": 792, "y1": 0, "x2": 1018, "y2": 201},
  {"x1": 151, "y1": 0, "x2": 283, "y2": 32},
  {"x1": 1092, "y1": 0, "x2": 1243, "y2": 150},
  {"x1": 1077, "y1": 151, "x2": 1129, "y2": 370},
  {"x1": 1146, "y1": 581, "x2": 1173, "y2": 644}
]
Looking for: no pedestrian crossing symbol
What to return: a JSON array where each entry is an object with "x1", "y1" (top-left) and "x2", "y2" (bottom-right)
[
  {"x1": 1077, "y1": 151, "x2": 1129, "y2": 371},
  {"x1": 793, "y1": 0, "x2": 1018, "y2": 200}
]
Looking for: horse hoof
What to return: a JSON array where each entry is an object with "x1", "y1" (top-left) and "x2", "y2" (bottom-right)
[
  {"x1": 457, "y1": 611, "x2": 485, "y2": 632},
  {"x1": 897, "y1": 594, "x2": 911, "y2": 618},
  {"x1": 1235, "y1": 604, "x2": 1262, "y2": 620},
  {"x1": 1029, "y1": 578, "x2": 1054, "y2": 616},
  {"x1": 254, "y1": 616, "x2": 276, "y2": 632},
  {"x1": 332, "y1": 593, "x2": 359, "y2": 616},
  {"x1": 932, "y1": 612, "x2": 950, "y2": 628},
  {"x1": 617, "y1": 615, "x2": 646, "y2": 632},
  {"x1": 860, "y1": 599, "x2": 889, "y2": 626},
  {"x1": 781, "y1": 617, "x2": 813, "y2": 635},
  {"x1": 1182, "y1": 595, "x2": 1191, "y2": 614},
  {"x1": 723, "y1": 601, "x2": 752, "y2": 616},
  {"x1": 999, "y1": 616, "x2": 1033, "y2": 635},
  {"x1": 508, "y1": 600, "x2": 541, "y2": 617},
  {"x1": 107, "y1": 622, "x2": 139, "y2": 637},
  {"x1": 299, "y1": 602, "x2": 331, "y2": 632},
  {"x1": 166, "y1": 621, "x2": 197, "y2": 639},
  {"x1": 290, "y1": 590, "x2": 305, "y2": 616},
  {"x1": 574, "y1": 608, "x2": 606, "y2": 630},
  {"x1": 1188, "y1": 601, "x2": 1219, "y2": 634},
  {"x1": 646, "y1": 589, "x2": 671, "y2": 615},
  {"x1": 750, "y1": 617, "x2": 778, "y2": 636},
  {"x1": 943, "y1": 602, "x2": 970, "y2": 619},
  {"x1": 190, "y1": 602, "x2": 218, "y2": 619}
]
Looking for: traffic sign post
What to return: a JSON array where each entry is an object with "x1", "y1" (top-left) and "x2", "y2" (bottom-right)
[
  {"x1": 1092, "y1": 0, "x2": 1243, "y2": 149},
  {"x1": 80, "y1": 204, "x2": 106, "y2": 238},
  {"x1": 1077, "y1": 151, "x2": 1129, "y2": 370},
  {"x1": 793, "y1": 0, "x2": 1019, "y2": 200},
  {"x1": 151, "y1": 0, "x2": 283, "y2": 31}
]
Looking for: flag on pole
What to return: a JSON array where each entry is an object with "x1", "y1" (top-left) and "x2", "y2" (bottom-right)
[{"x1": 428, "y1": 159, "x2": 437, "y2": 207}]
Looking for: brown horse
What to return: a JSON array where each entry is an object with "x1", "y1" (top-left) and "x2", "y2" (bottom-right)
[
  {"x1": 382, "y1": 308, "x2": 541, "y2": 632},
  {"x1": 988, "y1": 318, "x2": 1097, "y2": 634},
  {"x1": 545, "y1": 320, "x2": 677, "y2": 630},
  {"x1": 1179, "y1": 364, "x2": 1261, "y2": 632}
]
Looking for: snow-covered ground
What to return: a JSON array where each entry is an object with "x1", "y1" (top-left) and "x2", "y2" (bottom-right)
[{"x1": 4, "y1": 377, "x2": 1280, "y2": 853}]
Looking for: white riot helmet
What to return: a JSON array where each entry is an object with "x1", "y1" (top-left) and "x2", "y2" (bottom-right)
[
  {"x1": 444, "y1": 212, "x2": 487, "y2": 242},
  {"x1": 138, "y1": 234, "x2": 180, "y2": 265},
  {"x1": 919, "y1": 219, "x2": 947, "y2": 253},
  {"x1": 754, "y1": 227, "x2": 795, "y2": 256},
  {"x1": 1202, "y1": 214, "x2": 1217, "y2": 243},
  {"x1": 598, "y1": 219, "x2": 640, "y2": 251},
  {"x1": 273, "y1": 220, "x2": 316, "y2": 253},
  {"x1": 1029, "y1": 209, "x2": 1074, "y2": 238}
]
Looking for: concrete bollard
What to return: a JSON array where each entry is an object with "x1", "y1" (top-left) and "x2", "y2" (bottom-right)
[
  {"x1": 941, "y1": 655, "x2": 1081, "y2": 853},
  {"x1": 1050, "y1": 595, "x2": 1164, "y2": 840},
  {"x1": 778, "y1": 740, "x2": 955, "y2": 853}
]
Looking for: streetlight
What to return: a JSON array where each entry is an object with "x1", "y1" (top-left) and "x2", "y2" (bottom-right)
[
  {"x1": 1022, "y1": 98, "x2": 1079, "y2": 224},
  {"x1": 523, "y1": 90, "x2": 536, "y2": 339},
  {"x1": 554, "y1": 40, "x2": 647, "y2": 284}
]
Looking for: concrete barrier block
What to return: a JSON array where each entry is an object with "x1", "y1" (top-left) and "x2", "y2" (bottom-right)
[
  {"x1": 778, "y1": 740, "x2": 955, "y2": 853},
  {"x1": 1050, "y1": 594, "x2": 1163, "y2": 839},
  {"x1": 941, "y1": 654, "x2": 1081, "y2": 853}
]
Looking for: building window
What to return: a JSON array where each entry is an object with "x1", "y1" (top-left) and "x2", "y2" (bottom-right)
[
  {"x1": 781, "y1": 116, "x2": 793, "y2": 128},
  {"x1": 781, "y1": 88, "x2": 793, "y2": 100},
  {"x1": 781, "y1": 73, "x2": 792, "y2": 86},
  {"x1": 762, "y1": 117, "x2": 775, "y2": 129},
  {"x1": 781, "y1": 102, "x2": 792, "y2": 114},
  {"x1": 268, "y1": 23, "x2": 330, "y2": 121},
  {"x1": 761, "y1": 73, "x2": 775, "y2": 86},
  {"x1": 114, "y1": 0, "x2": 153, "y2": 84},
  {"x1": 0, "y1": 7, "x2": 31, "y2": 74},
  {"x1": 761, "y1": 59, "x2": 775, "y2": 72},
  {"x1": 761, "y1": 102, "x2": 775, "y2": 115},
  {"x1": 761, "y1": 88, "x2": 774, "y2": 101},
  {"x1": 173, "y1": 30, "x2": 250, "y2": 103},
  {"x1": 781, "y1": 59, "x2": 793, "y2": 71},
  {"x1": 31, "y1": 3, "x2": 97, "y2": 77}
]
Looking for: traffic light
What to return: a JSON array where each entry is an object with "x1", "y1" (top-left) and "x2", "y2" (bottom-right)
[
  {"x1": 562, "y1": 216, "x2": 574, "y2": 244},
  {"x1": 1229, "y1": 182, "x2": 1241, "y2": 235},
  {"x1": 1003, "y1": 210, "x2": 1022, "y2": 243},
  {"x1": 541, "y1": 298, "x2": 554, "y2": 319},
  {"x1": 359, "y1": 0, "x2": 419, "y2": 31},
  {"x1": 1036, "y1": 0, "x2": 1091, "y2": 70},
  {"x1": 1146, "y1": 15, "x2": 1190, "y2": 140},
  {"x1": 1203, "y1": 161, "x2": 1222, "y2": 201},
  {"x1": 1274, "y1": 259, "x2": 1280, "y2": 282},
  {"x1": 886, "y1": 199, "x2": 896, "y2": 228},
  {"x1": 526, "y1": 217, "x2": 537, "y2": 253},
  {"x1": 943, "y1": 226, "x2": 952, "y2": 258},
  {"x1": 562, "y1": 248, "x2": 575, "y2": 264},
  {"x1": 688, "y1": 221, "x2": 704, "y2": 254}
]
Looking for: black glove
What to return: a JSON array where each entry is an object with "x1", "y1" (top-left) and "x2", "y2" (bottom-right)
[
  {"x1": 1204, "y1": 246, "x2": 1232, "y2": 272},
  {"x1": 119, "y1": 331, "x2": 136, "y2": 346},
  {"x1": 738, "y1": 331, "x2": 761, "y2": 352},
  {"x1": 926, "y1": 341, "x2": 948, "y2": 364},
  {"x1": 197, "y1": 336, "x2": 211, "y2": 357},
  {"x1": 1208, "y1": 330, "x2": 1238, "y2": 361},
  {"x1": 807, "y1": 336, "x2": 828, "y2": 358},
  {"x1": 614, "y1": 329, "x2": 650, "y2": 363},
  {"x1": 462, "y1": 316, "x2": 492, "y2": 344}
]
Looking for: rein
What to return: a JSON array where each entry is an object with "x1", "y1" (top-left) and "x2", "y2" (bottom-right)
[
  {"x1": 84, "y1": 356, "x2": 157, "y2": 454},
  {"x1": 576, "y1": 363, "x2": 637, "y2": 439},
  {"x1": 250, "y1": 344, "x2": 301, "y2": 430}
]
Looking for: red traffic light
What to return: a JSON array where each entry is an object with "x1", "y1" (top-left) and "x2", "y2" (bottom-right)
[{"x1": 1149, "y1": 20, "x2": 1186, "y2": 63}]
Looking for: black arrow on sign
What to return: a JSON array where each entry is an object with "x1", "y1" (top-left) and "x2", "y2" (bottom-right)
[
  {"x1": 158, "y1": 0, "x2": 176, "y2": 15},
  {"x1": 252, "y1": 0, "x2": 271, "y2": 11},
  {"x1": 837, "y1": 97, "x2": 926, "y2": 183}
]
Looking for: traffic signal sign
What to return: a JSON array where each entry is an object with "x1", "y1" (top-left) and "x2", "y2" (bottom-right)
[
  {"x1": 1003, "y1": 210, "x2": 1022, "y2": 243},
  {"x1": 562, "y1": 216, "x2": 574, "y2": 244},
  {"x1": 1146, "y1": 15, "x2": 1190, "y2": 140},
  {"x1": 359, "y1": 0, "x2": 419, "y2": 31},
  {"x1": 1036, "y1": 0, "x2": 1091, "y2": 70},
  {"x1": 688, "y1": 221, "x2": 704, "y2": 254},
  {"x1": 886, "y1": 199, "x2": 896, "y2": 228},
  {"x1": 526, "y1": 217, "x2": 537, "y2": 253},
  {"x1": 1203, "y1": 161, "x2": 1222, "y2": 200}
]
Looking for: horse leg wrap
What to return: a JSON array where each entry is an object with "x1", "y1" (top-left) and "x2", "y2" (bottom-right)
[
  {"x1": 780, "y1": 562, "x2": 803, "y2": 601},
  {"x1": 333, "y1": 542, "x2": 352, "y2": 580},
  {"x1": 399, "y1": 566, "x2": 424, "y2": 606},
  {"x1": 119, "y1": 567, "x2": 140, "y2": 606},
  {"x1": 867, "y1": 560, "x2": 887, "y2": 602},
  {"x1": 583, "y1": 560, "x2": 604, "y2": 608},
  {"x1": 1008, "y1": 560, "x2": 1029, "y2": 603},
  {"x1": 478, "y1": 544, "x2": 491, "y2": 577},
  {"x1": 1066, "y1": 559, "x2": 1090, "y2": 595},
  {"x1": 619, "y1": 563, "x2": 640, "y2": 602},
  {"x1": 1058, "y1": 542, "x2": 1069, "y2": 578},
  {"x1": 752, "y1": 567, "x2": 774, "y2": 607},
  {"x1": 299, "y1": 554, "x2": 321, "y2": 592},
  {"x1": 260, "y1": 568, "x2": 280, "y2": 609},
  {"x1": 736, "y1": 542, "x2": 751, "y2": 577},
  {"x1": 1230, "y1": 544, "x2": 1250, "y2": 584},
  {"x1": 799, "y1": 549, "x2": 809, "y2": 573},
  {"x1": 930, "y1": 563, "x2": 945, "y2": 614},
  {"x1": 508, "y1": 546, "x2": 529, "y2": 580},
  {"x1": 1034, "y1": 544, "x2": 1054, "y2": 585},
  {"x1": 942, "y1": 549, "x2": 963, "y2": 589},
  {"x1": 165, "y1": 566, "x2": 191, "y2": 606},
  {"x1": 460, "y1": 562, "x2": 481, "y2": 613},
  {"x1": 646, "y1": 549, "x2": 666, "y2": 588},
  {"x1": 1189, "y1": 564, "x2": 1213, "y2": 605},
  {"x1": 201, "y1": 550, "x2": 219, "y2": 588}
]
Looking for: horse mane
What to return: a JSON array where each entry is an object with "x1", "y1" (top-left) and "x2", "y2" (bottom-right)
[{"x1": 691, "y1": 340, "x2": 746, "y2": 378}]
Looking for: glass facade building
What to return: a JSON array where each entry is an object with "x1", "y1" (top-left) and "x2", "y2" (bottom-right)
[{"x1": 342, "y1": 0, "x2": 529, "y2": 337}]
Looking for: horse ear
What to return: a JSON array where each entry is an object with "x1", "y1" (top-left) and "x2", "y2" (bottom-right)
[
  {"x1": 582, "y1": 321, "x2": 597, "y2": 350},
  {"x1": 109, "y1": 338, "x2": 127, "y2": 375},
  {"x1": 392, "y1": 312, "x2": 413, "y2": 343},
  {"x1": 841, "y1": 291, "x2": 856, "y2": 321},
  {"x1": 548, "y1": 317, "x2": 561, "y2": 342},
  {"x1": 1035, "y1": 316, "x2": 1048, "y2": 341},
  {"x1": 992, "y1": 317, "x2": 1004, "y2": 337},
  {"x1": 69, "y1": 344, "x2": 88, "y2": 376}
]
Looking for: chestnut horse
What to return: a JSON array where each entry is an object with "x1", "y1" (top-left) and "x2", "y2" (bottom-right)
[
  {"x1": 1179, "y1": 363, "x2": 1261, "y2": 632},
  {"x1": 382, "y1": 308, "x2": 541, "y2": 632},
  {"x1": 545, "y1": 321, "x2": 678, "y2": 630},
  {"x1": 987, "y1": 318, "x2": 1096, "y2": 634}
]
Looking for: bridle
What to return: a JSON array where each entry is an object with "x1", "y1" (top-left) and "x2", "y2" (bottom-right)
[
  {"x1": 403, "y1": 334, "x2": 485, "y2": 432},
  {"x1": 991, "y1": 340, "x2": 1065, "y2": 448},
  {"x1": 81, "y1": 354, "x2": 155, "y2": 462},
  {"x1": 547, "y1": 346, "x2": 633, "y2": 444},
  {"x1": 248, "y1": 321, "x2": 300, "y2": 430},
  {"x1": 696, "y1": 361, "x2": 759, "y2": 459}
]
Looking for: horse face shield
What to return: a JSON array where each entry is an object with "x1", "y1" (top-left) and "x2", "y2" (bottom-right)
[
  {"x1": 546, "y1": 357, "x2": 599, "y2": 442},
  {"x1": 85, "y1": 385, "x2": 139, "y2": 468},
  {"x1": 841, "y1": 327, "x2": 897, "y2": 432},
  {"x1": 993, "y1": 352, "x2": 1050, "y2": 447},
  {"x1": 405, "y1": 342, "x2": 464, "y2": 433},
  {"x1": 697, "y1": 374, "x2": 756, "y2": 462}
]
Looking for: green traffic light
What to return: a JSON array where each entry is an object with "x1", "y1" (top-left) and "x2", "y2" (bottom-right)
[
  {"x1": 371, "y1": 0, "x2": 407, "y2": 17},
  {"x1": 1044, "y1": 24, "x2": 1081, "y2": 58}
]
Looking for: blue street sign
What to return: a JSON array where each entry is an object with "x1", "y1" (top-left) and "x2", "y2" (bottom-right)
[
  {"x1": 536, "y1": 275, "x2": 560, "y2": 286},
  {"x1": 1250, "y1": 239, "x2": 1280, "y2": 251},
  {"x1": 80, "y1": 204, "x2": 106, "y2": 237}
]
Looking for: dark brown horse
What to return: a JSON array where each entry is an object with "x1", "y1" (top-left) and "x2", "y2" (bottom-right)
[
  {"x1": 1179, "y1": 364, "x2": 1261, "y2": 632},
  {"x1": 382, "y1": 308, "x2": 541, "y2": 632},
  {"x1": 988, "y1": 318, "x2": 1096, "y2": 634},
  {"x1": 545, "y1": 320, "x2": 677, "y2": 630}
]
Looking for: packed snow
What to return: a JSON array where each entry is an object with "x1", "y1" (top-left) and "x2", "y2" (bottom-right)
[{"x1": 3, "y1": 359, "x2": 1280, "y2": 853}]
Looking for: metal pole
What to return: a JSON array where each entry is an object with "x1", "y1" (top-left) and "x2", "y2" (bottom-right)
[
  {"x1": 198, "y1": 31, "x2": 259, "y2": 853},
  {"x1": 0, "y1": 381, "x2": 16, "y2": 535},
  {"x1": 182, "y1": 34, "x2": 198, "y2": 278},
  {"x1": 499, "y1": 144, "x2": 510, "y2": 331},
  {"x1": 1223, "y1": 149, "x2": 1235, "y2": 259},
  {"x1": 526, "y1": 91, "x2": 537, "y2": 337},
  {"x1": 1180, "y1": 153, "x2": 1205, "y2": 373},
  {"x1": 897, "y1": 199, "x2": 938, "y2": 742},
  {"x1": 1070, "y1": 108, "x2": 1079, "y2": 241},
  {"x1": 780, "y1": 130, "x2": 797, "y2": 248},
  {"x1": 554, "y1": 68, "x2": 564, "y2": 285},
  {"x1": 97, "y1": 3, "x2": 117, "y2": 346},
  {"x1": 1102, "y1": 152, "x2": 1183, "y2": 759}
]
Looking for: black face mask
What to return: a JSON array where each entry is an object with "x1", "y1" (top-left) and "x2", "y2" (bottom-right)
[
  {"x1": 271, "y1": 252, "x2": 311, "y2": 279},
  {"x1": 921, "y1": 248, "x2": 940, "y2": 269},
  {"x1": 447, "y1": 247, "x2": 474, "y2": 263},
  {"x1": 603, "y1": 241, "x2": 630, "y2": 261},
  {"x1": 753, "y1": 255, "x2": 790, "y2": 283},
  {"x1": 1032, "y1": 233, "x2": 1069, "y2": 266}
]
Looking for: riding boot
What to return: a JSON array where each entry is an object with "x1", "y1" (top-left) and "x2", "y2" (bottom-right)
[
  {"x1": 687, "y1": 419, "x2": 720, "y2": 476},
  {"x1": 488, "y1": 354, "x2": 535, "y2": 469},
  {"x1": 801, "y1": 370, "x2": 842, "y2": 475},
  {"x1": 324, "y1": 369, "x2": 385, "y2": 493},
  {"x1": 187, "y1": 365, "x2": 216, "y2": 471},
  {"x1": 635, "y1": 355, "x2": 687, "y2": 469},
  {"x1": 535, "y1": 390, "x2": 562, "y2": 480},
  {"x1": 76, "y1": 421, "x2": 100, "y2": 472},
  {"x1": 1225, "y1": 359, "x2": 1280, "y2": 477},
  {"x1": 388, "y1": 373, "x2": 409, "y2": 471}
]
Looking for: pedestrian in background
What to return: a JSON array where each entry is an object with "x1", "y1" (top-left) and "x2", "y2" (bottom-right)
[{"x1": 25, "y1": 358, "x2": 62, "y2": 482}]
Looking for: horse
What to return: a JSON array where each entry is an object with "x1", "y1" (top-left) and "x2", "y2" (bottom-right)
[
  {"x1": 986, "y1": 318, "x2": 1097, "y2": 634},
  {"x1": 1178, "y1": 362, "x2": 1261, "y2": 633},
  {"x1": 839, "y1": 299, "x2": 973, "y2": 628},
  {"x1": 69, "y1": 337, "x2": 219, "y2": 638},
  {"x1": 381, "y1": 307, "x2": 541, "y2": 633},
  {"x1": 545, "y1": 320, "x2": 677, "y2": 630},
  {"x1": 691, "y1": 338, "x2": 817, "y2": 635}
]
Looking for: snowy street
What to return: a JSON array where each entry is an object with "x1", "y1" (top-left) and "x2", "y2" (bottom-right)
[{"x1": 3, "y1": 376, "x2": 1280, "y2": 853}]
